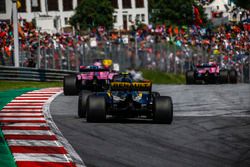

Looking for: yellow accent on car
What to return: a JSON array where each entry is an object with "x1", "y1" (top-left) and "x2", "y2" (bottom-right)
[
  {"x1": 103, "y1": 59, "x2": 112, "y2": 67},
  {"x1": 121, "y1": 72, "x2": 129, "y2": 75},
  {"x1": 111, "y1": 82, "x2": 152, "y2": 88},
  {"x1": 17, "y1": 0, "x2": 21, "y2": 8},
  {"x1": 107, "y1": 91, "x2": 111, "y2": 97}
]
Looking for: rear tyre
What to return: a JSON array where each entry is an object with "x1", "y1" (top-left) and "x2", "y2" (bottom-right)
[
  {"x1": 153, "y1": 96, "x2": 173, "y2": 124},
  {"x1": 86, "y1": 95, "x2": 106, "y2": 122},
  {"x1": 220, "y1": 70, "x2": 229, "y2": 84},
  {"x1": 186, "y1": 71, "x2": 195, "y2": 84},
  {"x1": 78, "y1": 91, "x2": 93, "y2": 118},
  {"x1": 229, "y1": 69, "x2": 237, "y2": 84},
  {"x1": 63, "y1": 75, "x2": 78, "y2": 95}
]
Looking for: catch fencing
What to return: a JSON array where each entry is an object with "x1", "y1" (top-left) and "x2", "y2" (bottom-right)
[{"x1": 0, "y1": 40, "x2": 249, "y2": 83}]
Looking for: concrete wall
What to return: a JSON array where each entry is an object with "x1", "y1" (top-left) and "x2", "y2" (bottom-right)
[
  {"x1": 0, "y1": 0, "x2": 12, "y2": 21},
  {"x1": 113, "y1": 0, "x2": 148, "y2": 30},
  {"x1": 203, "y1": 0, "x2": 247, "y2": 22}
]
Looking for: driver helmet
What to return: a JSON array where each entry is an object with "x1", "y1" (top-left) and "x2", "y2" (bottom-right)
[{"x1": 93, "y1": 61, "x2": 102, "y2": 67}]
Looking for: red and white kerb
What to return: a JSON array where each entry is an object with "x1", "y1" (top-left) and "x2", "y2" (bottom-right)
[{"x1": 0, "y1": 88, "x2": 76, "y2": 167}]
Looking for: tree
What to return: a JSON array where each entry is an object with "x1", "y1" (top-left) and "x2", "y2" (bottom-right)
[
  {"x1": 70, "y1": 0, "x2": 114, "y2": 30},
  {"x1": 149, "y1": 0, "x2": 207, "y2": 26},
  {"x1": 234, "y1": 0, "x2": 250, "y2": 10}
]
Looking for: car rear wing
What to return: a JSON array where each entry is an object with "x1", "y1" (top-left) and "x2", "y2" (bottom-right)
[
  {"x1": 79, "y1": 68, "x2": 110, "y2": 72},
  {"x1": 196, "y1": 64, "x2": 217, "y2": 68},
  {"x1": 110, "y1": 81, "x2": 152, "y2": 91}
]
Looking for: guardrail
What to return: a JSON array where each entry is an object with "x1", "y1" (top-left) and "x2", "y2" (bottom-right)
[{"x1": 0, "y1": 66, "x2": 77, "y2": 82}]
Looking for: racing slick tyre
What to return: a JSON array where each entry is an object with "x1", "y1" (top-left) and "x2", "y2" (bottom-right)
[
  {"x1": 63, "y1": 75, "x2": 78, "y2": 96},
  {"x1": 229, "y1": 69, "x2": 237, "y2": 84},
  {"x1": 186, "y1": 71, "x2": 195, "y2": 84},
  {"x1": 78, "y1": 91, "x2": 93, "y2": 118},
  {"x1": 86, "y1": 95, "x2": 106, "y2": 122},
  {"x1": 153, "y1": 96, "x2": 173, "y2": 124},
  {"x1": 219, "y1": 70, "x2": 229, "y2": 84}
]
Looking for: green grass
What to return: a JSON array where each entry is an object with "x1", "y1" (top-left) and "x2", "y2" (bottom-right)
[
  {"x1": 0, "y1": 80, "x2": 62, "y2": 92},
  {"x1": 142, "y1": 69, "x2": 185, "y2": 84},
  {"x1": 0, "y1": 70, "x2": 184, "y2": 92}
]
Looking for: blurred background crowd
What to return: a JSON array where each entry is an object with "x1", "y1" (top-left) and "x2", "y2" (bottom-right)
[
  {"x1": 0, "y1": 0, "x2": 249, "y2": 83},
  {"x1": 1, "y1": 20, "x2": 249, "y2": 79}
]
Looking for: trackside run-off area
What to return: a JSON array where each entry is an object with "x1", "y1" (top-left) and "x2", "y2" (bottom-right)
[{"x1": 0, "y1": 88, "x2": 82, "y2": 167}]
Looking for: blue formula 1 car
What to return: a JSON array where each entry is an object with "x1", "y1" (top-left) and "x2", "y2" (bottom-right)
[{"x1": 78, "y1": 73, "x2": 173, "y2": 124}]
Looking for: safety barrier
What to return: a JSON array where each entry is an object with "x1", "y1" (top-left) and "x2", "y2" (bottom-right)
[{"x1": 0, "y1": 66, "x2": 77, "y2": 81}]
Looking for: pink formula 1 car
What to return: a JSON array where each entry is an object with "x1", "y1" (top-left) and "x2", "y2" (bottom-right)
[
  {"x1": 186, "y1": 63, "x2": 237, "y2": 84},
  {"x1": 63, "y1": 61, "x2": 118, "y2": 95}
]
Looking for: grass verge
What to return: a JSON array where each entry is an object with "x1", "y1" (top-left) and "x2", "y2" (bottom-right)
[
  {"x1": 0, "y1": 130, "x2": 17, "y2": 167},
  {"x1": 0, "y1": 69, "x2": 185, "y2": 91},
  {"x1": 142, "y1": 69, "x2": 185, "y2": 84},
  {"x1": 0, "y1": 80, "x2": 62, "y2": 92}
]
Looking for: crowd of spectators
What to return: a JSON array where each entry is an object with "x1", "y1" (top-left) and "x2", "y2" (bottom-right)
[
  {"x1": 0, "y1": 20, "x2": 86, "y2": 68},
  {"x1": 138, "y1": 22, "x2": 250, "y2": 68},
  {"x1": 0, "y1": 21, "x2": 13, "y2": 65},
  {"x1": 130, "y1": 23, "x2": 249, "y2": 81},
  {"x1": 0, "y1": 19, "x2": 249, "y2": 80}
]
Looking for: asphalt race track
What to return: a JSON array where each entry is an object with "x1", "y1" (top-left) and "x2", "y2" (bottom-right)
[{"x1": 50, "y1": 84, "x2": 250, "y2": 167}]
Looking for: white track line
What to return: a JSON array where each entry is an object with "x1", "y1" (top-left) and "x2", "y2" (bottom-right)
[
  {"x1": 2, "y1": 130, "x2": 52, "y2": 135},
  {"x1": 11, "y1": 100, "x2": 47, "y2": 103},
  {"x1": 42, "y1": 90, "x2": 85, "y2": 167},
  {"x1": 7, "y1": 140, "x2": 63, "y2": 147},
  {"x1": 7, "y1": 102, "x2": 44, "y2": 105},
  {"x1": 21, "y1": 94, "x2": 53, "y2": 97},
  {"x1": 26, "y1": 92, "x2": 59, "y2": 94},
  {"x1": 13, "y1": 153, "x2": 73, "y2": 163},
  {"x1": 15, "y1": 97, "x2": 49, "y2": 99}
]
